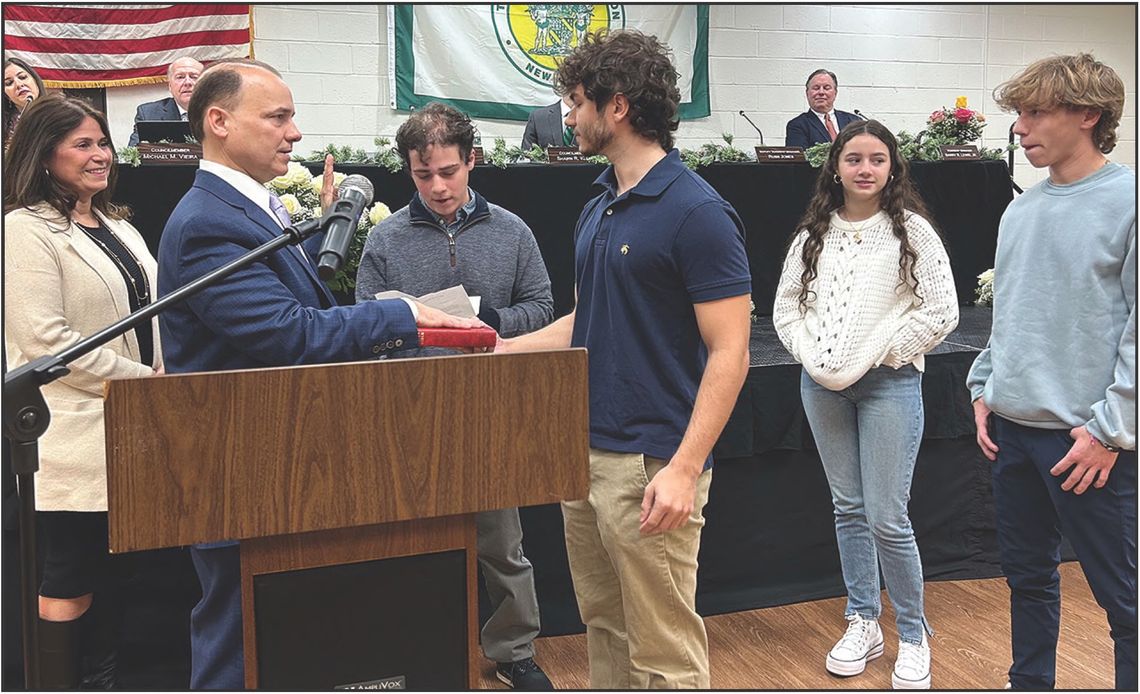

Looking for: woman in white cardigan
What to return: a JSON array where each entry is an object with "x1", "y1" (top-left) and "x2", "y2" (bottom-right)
[
  {"x1": 774, "y1": 120, "x2": 958, "y2": 690},
  {"x1": 4, "y1": 95, "x2": 161, "y2": 688}
]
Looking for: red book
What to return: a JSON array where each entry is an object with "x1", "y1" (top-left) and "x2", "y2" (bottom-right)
[{"x1": 417, "y1": 327, "x2": 498, "y2": 349}]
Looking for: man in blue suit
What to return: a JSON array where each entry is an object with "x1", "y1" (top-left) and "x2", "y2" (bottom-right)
[
  {"x1": 157, "y1": 58, "x2": 481, "y2": 689},
  {"x1": 127, "y1": 56, "x2": 203, "y2": 146},
  {"x1": 785, "y1": 69, "x2": 859, "y2": 149}
]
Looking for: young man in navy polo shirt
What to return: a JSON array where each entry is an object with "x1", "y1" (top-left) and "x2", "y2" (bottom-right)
[{"x1": 498, "y1": 30, "x2": 751, "y2": 688}]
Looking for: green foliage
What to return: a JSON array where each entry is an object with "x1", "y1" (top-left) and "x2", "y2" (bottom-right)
[
  {"x1": 896, "y1": 130, "x2": 941, "y2": 162},
  {"x1": 325, "y1": 224, "x2": 372, "y2": 294},
  {"x1": 679, "y1": 133, "x2": 752, "y2": 170},
  {"x1": 486, "y1": 137, "x2": 550, "y2": 168},
  {"x1": 372, "y1": 137, "x2": 405, "y2": 173},
  {"x1": 116, "y1": 146, "x2": 141, "y2": 167},
  {"x1": 803, "y1": 142, "x2": 831, "y2": 168},
  {"x1": 300, "y1": 143, "x2": 371, "y2": 164},
  {"x1": 897, "y1": 129, "x2": 1015, "y2": 162}
]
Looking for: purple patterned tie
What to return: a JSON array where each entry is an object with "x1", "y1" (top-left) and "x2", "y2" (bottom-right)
[
  {"x1": 268, "y1": 195, "x2": 312, "y2": 267},
  {"x1": 268, "y1": 194, "x2": 292, "y2": 228}
]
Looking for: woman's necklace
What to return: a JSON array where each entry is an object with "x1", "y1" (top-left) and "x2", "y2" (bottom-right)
[
  {"x1": 74, "y1": 219, "x2": 151, "y2": 306},
  {"x1": 839, "y1": 209, "x2": 875, "y2": 243}
]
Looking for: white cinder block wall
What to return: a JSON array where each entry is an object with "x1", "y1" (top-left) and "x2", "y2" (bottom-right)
[{"x1": 105, "y1": 4, "x2": 1135, "y2": 189}]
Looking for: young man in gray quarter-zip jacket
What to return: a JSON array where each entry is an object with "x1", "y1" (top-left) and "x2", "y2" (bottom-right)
[{"x1": 355, "y1": 102, "x2": 554, "y2": 690}]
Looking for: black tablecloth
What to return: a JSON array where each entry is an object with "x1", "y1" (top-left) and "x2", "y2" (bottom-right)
[{"x1": 116, "y1": 159, "x2": 1012, "y2": 316}]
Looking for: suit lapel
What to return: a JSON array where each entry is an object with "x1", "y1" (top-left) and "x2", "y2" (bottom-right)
[
  {"x1": 195, "y1": 171, "x2": 337, "y2": 306},
  {"x1": 544, "y1": 104, "x2": 563, "y2": 145},
  {"x1": 805, "y1": 113, "x2": 825, "y2": 144}
]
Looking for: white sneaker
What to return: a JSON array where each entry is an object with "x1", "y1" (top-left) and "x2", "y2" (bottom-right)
[
  {"x1": 892, "y1": 633, "x2": 931, "y2": 689},
  {"x1": 825, "y1": 614, "x2": 884, "y2": 676}
]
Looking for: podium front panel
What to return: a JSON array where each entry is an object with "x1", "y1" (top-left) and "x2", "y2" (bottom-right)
[
  {"x1": 104, "y1": 349, "x2": 589, "y2": 552},
  {"x1": 253, "y1": 550, "x2": 467, "y2": 690}
]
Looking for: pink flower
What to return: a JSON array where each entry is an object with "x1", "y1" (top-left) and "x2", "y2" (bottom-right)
[
  {"x1": 954, "y1": 108, "x2": 973, "y2": 123},
  {"x1": 929, "y1": 110, "x2": 945, "y2": 123}
]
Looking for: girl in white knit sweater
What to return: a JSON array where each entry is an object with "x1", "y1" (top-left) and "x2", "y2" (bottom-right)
[{"x1": 774, "y1": 120, "x2": 958, "y2": 689}]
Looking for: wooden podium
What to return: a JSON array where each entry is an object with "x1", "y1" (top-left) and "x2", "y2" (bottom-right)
[{"x1": 103, "y1": 350, "x2": 589, "y2": 689}]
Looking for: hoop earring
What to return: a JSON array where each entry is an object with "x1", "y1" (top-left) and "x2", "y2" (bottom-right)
[{"x1": 833, "y1": 173, "x2": 841, "y2": 184}]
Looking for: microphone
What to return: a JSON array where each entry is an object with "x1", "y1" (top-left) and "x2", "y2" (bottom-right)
[
  {"x1": 316, "y1": 174, "x2": 373, "y2": 281},
  {"x1": 853, "y1": 109, "x2": 870, "y2": 121},
  {"x1": 738, "y1": 110, "x2": 765, "y2": 147}
]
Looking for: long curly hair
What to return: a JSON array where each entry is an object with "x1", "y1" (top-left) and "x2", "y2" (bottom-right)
[{"x1": 793, "y1": 119, "x2": 935, "y2": 311}]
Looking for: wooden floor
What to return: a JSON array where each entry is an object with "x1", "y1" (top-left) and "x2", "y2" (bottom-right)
[{"x1": 477, "y1": 563, "x2": 1114, "y2": 689}]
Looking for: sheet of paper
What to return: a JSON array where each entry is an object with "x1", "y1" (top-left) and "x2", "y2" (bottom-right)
[{"x1": 374, "y1": 284, "x2": 477, "y2": 318}]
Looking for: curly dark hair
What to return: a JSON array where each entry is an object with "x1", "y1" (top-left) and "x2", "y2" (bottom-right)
[
  {"x1": 793, "y1": 119, "x2": 937, "y2": 311},
  {"x1": 3, "y1": 95, "x2": 128, "y2": 221},
  {"x1": 553, "y1": 29, "x2": 680, "y2": 150},
  {"x1": 395, "y1": 101, "x2": 477, "y2": 169}
]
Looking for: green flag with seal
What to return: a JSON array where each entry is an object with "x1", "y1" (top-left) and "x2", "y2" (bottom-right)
[{"x1": 389, "y1": 4, "x2": 710, "y2": 121}]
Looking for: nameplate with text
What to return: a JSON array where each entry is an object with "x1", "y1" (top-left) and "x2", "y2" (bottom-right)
[
  {"x1": 939, "y1": 145, "x2": 980, "y2": 160},
  {"x1": 755, "y1": 146, "x2": 806, "y2": 163},
  {"x1": 471, "y1": 146, "x2": 485, "y2": 166},
  {"x1": 335, "y1": 675, "x2": 405, "y2": 690},
  {"x1": 547, "y1": 146, "x2": 587, "y2": 164},
  {"x1": 137, "y1": 142, "x2": 202, "y2": 165}
]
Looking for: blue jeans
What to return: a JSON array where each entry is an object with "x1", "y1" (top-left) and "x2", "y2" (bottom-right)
[
  {"x1": 991, "y1": 416, "x2": 1137, "y2": 691},
  {"x1": 801, "y1": 366, "x2": 930, "y2": 644}
]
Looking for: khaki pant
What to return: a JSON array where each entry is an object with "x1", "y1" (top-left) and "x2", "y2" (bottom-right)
[{"x1": 561, "y1": 449, "x2": 713, "y2": 689}]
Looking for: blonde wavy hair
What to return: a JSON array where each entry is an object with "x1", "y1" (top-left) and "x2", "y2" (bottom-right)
[{"x1": 993, "y1": 53, "x2": 1125, "y2": 154}]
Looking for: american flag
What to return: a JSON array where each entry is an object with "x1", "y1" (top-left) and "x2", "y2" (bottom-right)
[{"x1": 2, "y1": 4, "x2": 252, "y2": 88}]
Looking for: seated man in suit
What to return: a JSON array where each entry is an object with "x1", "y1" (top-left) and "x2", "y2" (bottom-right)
[
  {"x1": 785, "y1": 69, "x2": 858, "y2": 149},
  {"x1": 127, "y1": 55, "x2": 203, "y2": 146},
  {"x1": 158, "y1": 58, "x2": 481, "y2": 690},
  {"x1": 521, "y1": 94, "x2": 575, "y2": 149}
]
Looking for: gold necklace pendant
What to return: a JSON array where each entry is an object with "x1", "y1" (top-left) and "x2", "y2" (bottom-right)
[{"x1": 840, "y1": 210, "x2": 870, "y2": 244}]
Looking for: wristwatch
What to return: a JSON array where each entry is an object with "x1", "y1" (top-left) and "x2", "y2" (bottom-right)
[{"x1": 1091, "y1": 434, "x2": 1122, "y2": 453}]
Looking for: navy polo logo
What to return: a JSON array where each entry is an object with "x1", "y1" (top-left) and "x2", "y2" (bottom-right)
[{"x1": 620, "y1": 244, "x2": 630, "y2": 255}]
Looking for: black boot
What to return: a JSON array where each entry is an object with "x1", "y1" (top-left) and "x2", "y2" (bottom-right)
[
  {"x1": 38, "y1": 617, "x2": 80, "y2": 689},
  {"x1": 76, "y1": 596, "x2": 117, "y2": 689}
]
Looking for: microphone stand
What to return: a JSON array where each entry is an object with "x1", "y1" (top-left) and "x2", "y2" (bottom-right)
[
  {"x1": 738, "y1": 110, "x2": 765, "y2": 147},
  {"x1": 2, "y1": 217, "x2": 320, "y2": 687},
  {"x1": 1008, "y1": 122, "x2": 1023, "y2": 194}
]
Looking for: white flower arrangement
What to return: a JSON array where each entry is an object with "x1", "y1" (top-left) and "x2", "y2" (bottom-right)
[
  {"x1": 368, "y1": 201, "x2": 392, "y2": 226},
  {"x1": 975, "y1": 268, "x2": 995, "y2": 307},
  {"x1": 278, "y1": 193, "x2": 302, "y2": 218},
  {"x1": 264, "y1": 164, "x2": 384, "y2": 294}
]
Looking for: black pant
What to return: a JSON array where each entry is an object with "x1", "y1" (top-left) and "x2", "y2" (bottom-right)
[{"x1": 991, "y1": 416, "x2": 1137, "y2": 690}]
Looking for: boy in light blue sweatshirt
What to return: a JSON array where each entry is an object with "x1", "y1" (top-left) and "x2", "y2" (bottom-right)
[{"x1": 967, "y1": 54, "x2": 1135, "y2": 691}]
